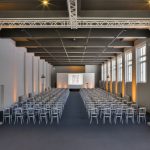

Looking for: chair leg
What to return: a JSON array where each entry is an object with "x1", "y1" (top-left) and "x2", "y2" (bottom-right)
[
  {"x1": 27, "y1": 117, "x2": 29, "y2": 124},
  {"x1": 14, "y1": 117, "x2": 16, "y2": 124},
  {"x1": 33, "y1": 117, "x2": 36, "y2": 124},
  {"x1": 137, "y1": 116, "x2": 139, "y2": 124},
  {"x1": 96, "y1": 117, "x2": 98, "y2": 124},
  {"x1": 9, "y1": 117, "x2": 10, "y2": 124},
  {"x1": 3, "y1": 116, "x2": 4, "y2": 123},
  {"x1": 143, "y1": 116, "x2": 146, "y2": 124},
  {"x1": 39, "y1": 117, "x2": 41, "y2": 124},
  {"x1": 51, "y1": 117, "x2": 53, "y2": 124},
  {"x1": 21, "y1": 117, "x2": 23, "y2": 124},
  {"x1": 132, "y1": 117, "x2": 134, "y2": 124},
  {"x1": 103, "y1": 117, "x2": 105, "y2": 124},
  {"x1": 57, "y1": 117, "x2": 59, "y2": 124},
  {"x1": 90, "y1": 117, "x2": 92, "y2": 124},
  {"x1": 109, "y1": 117, "x2": 111, "y2": 124},
  {"x1": 114, "y1": 117, "x2": 116, "y2": 124}
]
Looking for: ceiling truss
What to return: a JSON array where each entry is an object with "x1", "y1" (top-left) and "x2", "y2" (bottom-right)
[
  {"x1": 67, "y1": 0, "x2": 77, "y2": 29},
  {"x1": 0, "y1": 18, "x2": 150, "y2": 29}
]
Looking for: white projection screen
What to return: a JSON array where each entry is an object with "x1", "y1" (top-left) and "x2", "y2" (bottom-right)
[
  {"x1": 57, "y1": 73, "x2": 95, "y2": 89},
  {"x1": 68, "y1": 74, "x2": 83, "y2": 85}
]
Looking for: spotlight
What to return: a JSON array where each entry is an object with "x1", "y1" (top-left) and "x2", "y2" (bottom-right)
[{"x1": 41, "y1": 0, "x2": 49, "y2": 7}]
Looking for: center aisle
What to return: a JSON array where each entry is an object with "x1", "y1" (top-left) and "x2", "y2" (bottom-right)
[{"x1": 59, "y1": 91, "x2": 89, "y2": 127}]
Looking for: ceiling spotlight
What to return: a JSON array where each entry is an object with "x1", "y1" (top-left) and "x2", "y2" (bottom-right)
[
  {"x1": 148, "y1": 0, "x2": 150, "y2": 5},
  {"x1": 41, "y1": 0, "x2": 49, "y2": 7}
]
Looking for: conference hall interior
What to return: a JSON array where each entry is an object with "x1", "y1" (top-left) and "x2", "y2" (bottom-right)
[{"x1": 0, "y1": 0, "x2": 150, "y2": 150}]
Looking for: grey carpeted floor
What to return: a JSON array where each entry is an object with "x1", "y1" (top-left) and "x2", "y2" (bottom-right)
[{"x1": 0, "y1": 91, "x2": 150, "y2": 150}]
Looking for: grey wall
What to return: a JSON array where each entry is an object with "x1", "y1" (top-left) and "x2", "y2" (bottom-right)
[
  {"x1": 112, "y1": 82, "x2": 116, "y2": 94},
  {"x1": 136, "y1": 39, "x2": 150, "y2": 111},
  {"x1": 125, "y1": 82, "x2": 132, "y2": 98},
  {"x1": 85, "y1": 65, "x2": 101, "y2": 88},
  {"x1": 118, "y1": 82, "x2": 122, "y2": 95}
]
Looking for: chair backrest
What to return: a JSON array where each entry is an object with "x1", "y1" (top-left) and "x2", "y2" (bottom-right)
[
  {"x1": 27, "y1": 108, "x2": 35, "y2": 114},
  {"x1": 52, "y1": 107, "x2": 59, "y2": 114},
  {"x1": 14, "y1": 107, "x2": 23, "y2": 115},
  {"x1": 121, "y1": 104, "x2": 128, "y2": 110},
  {"x1": 40, "y1": 108, "x2": 47, "y2": 114},
  {"x1": 139, "y1": 107, "x2": 146, "y2": 115},
  {"x1": 90, "y1": 107, "x2": 98, "y2": 114},
  {"x1": 115, "y1": 107, "x2": 122, "y2": 114},
  {"x1": 3, "y1": 108, "x2": 11, "y2": 115},
  {"x1": 126, "y1": 107, "x2": 134, "y2": 115},
  {"x1": 104, "y1": 108, "x2": 111, "y2": 115}
]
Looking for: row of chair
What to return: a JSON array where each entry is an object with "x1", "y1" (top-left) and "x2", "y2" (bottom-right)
[
  {"x1": 3, "y1": 88, "x2": 70, "y2": 125},
  {"x1": 80, "y1": 88, "x2": 147, "y2": 125}
]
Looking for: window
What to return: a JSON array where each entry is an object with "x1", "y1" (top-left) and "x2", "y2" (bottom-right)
[
  {"x1": 117, "y1": 55, "x2": 122, "y2": 81},
  {"x1": 104, "y1": 63, "x2": 107, "y2": 81},
  {"x1": 101, "y1": 64, "x2": 104, "y2": 81},
  {"x1": 125, "y1": 51, "x2": 132, "y2": 82},
  {"x1": 107, "y1": 61, "x2": 110, "y2": 81},
  {"x1": 112, "y1": 59, "x2": 116, "y2": 81},
  {"x1": 136, "y1": 44, "x2": 146, "y2": 83}
]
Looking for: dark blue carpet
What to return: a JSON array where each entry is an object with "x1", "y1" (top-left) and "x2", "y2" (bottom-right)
[{"x1": 0, "y1": 91, "x2": 150, "y2": 150}]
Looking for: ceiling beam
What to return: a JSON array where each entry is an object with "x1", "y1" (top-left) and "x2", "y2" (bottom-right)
[
  {"x1": 28, "y1": 47, "x2": 123, "y2": 53},
  {"x1": 40, "y1": 56, "x2": 112, "y2": 59},
  {"x1": 16, "y1": 39, "x2": 133, "y2": 48},
  {"x1": 28, "y1": 48, "x2": 123, "y2": 53},
  {"x1": 0, "y1": 10, "x2": 150, "y2": 18},
  {"x1": 53, "y1": 62, "x2": 102, "y2": 65},
  {"x1": 1, "y1": 29, "x2": 150, "y2": 39},
  {"x1": 44, "y1": 58, "x2": 109, "y2": 61},
  {"x1": 34, "y1": 52, "x2": 115, "y2": 57},
  {"x1": 80, "y1": 10, "x2": 150, "y2": 18}
]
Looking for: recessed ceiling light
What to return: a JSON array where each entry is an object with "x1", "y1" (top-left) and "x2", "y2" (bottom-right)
[{"x1": 148, "y1": 0, "x2": 150, "y2": 5}]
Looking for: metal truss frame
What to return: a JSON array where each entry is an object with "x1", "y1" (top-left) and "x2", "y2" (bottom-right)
[
  {"x1": 0, "y1": 18, "x2": 150, "y2": 29},
  {"x1": 67, "y1": 0, "x2": 77, "y2": 29}
]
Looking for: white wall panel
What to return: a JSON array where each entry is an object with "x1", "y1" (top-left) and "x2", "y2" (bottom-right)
[
  {"x1": 0, "y1": 39, "x2": 26, "y2": 107},
  {"x1": 25, "y1": 53, "x2": 34, "y2": 96},
  {"x1": 46, "y1": 62, "x2": 50, "y2": 89},
  {"x1": 83, "y1": 73, "x2": 95, "y2": 88},
  {"x1": 33, "y1": 56, "x2": 39, "y2": 95},
  {"x1": 39, "y1": 59, "x2": 44, "y2": 93},
  {"x1": 49, "y1": 64, "x2": 52, "y2": 88},
  {"x1": 57, "y1": 73, "x2": 68, "y2": 88}
]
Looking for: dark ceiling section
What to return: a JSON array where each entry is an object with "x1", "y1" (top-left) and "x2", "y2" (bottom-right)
[
  {"x1": 0, "y1": 0, "x2": 149, "y2": 11},
  {"x1": 0, "y1": 0, "x2": 67, "y2": 11},
  {"x1": 1, "y1": 28, "x2": 149, "y2": 65},
  {"x1": 81, "y1": 0, "x2": 150, "y2": 10}
]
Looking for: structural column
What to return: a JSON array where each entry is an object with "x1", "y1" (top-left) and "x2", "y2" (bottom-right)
[
  {"x1": 106, "y1": 61, "x2": 109, "y2": 91},
  {"x1": 122, "y1": 51, "x2": 126, "y2": 97},
  {"x1": 115, "y1": 57, "x2": 118, "y2": 95},
  {"x1": 24, "y1": 52, "x2": 27, "y2": 96},
  {"x1": 110, "y1": 60, "x2": 112, "y2": 93},
  {"x1": 132, "y1": 46, "x2": 137, "y2": 102},
  {"x1": 32, "y1": 56, "x2": 34, "y2": 94}
]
